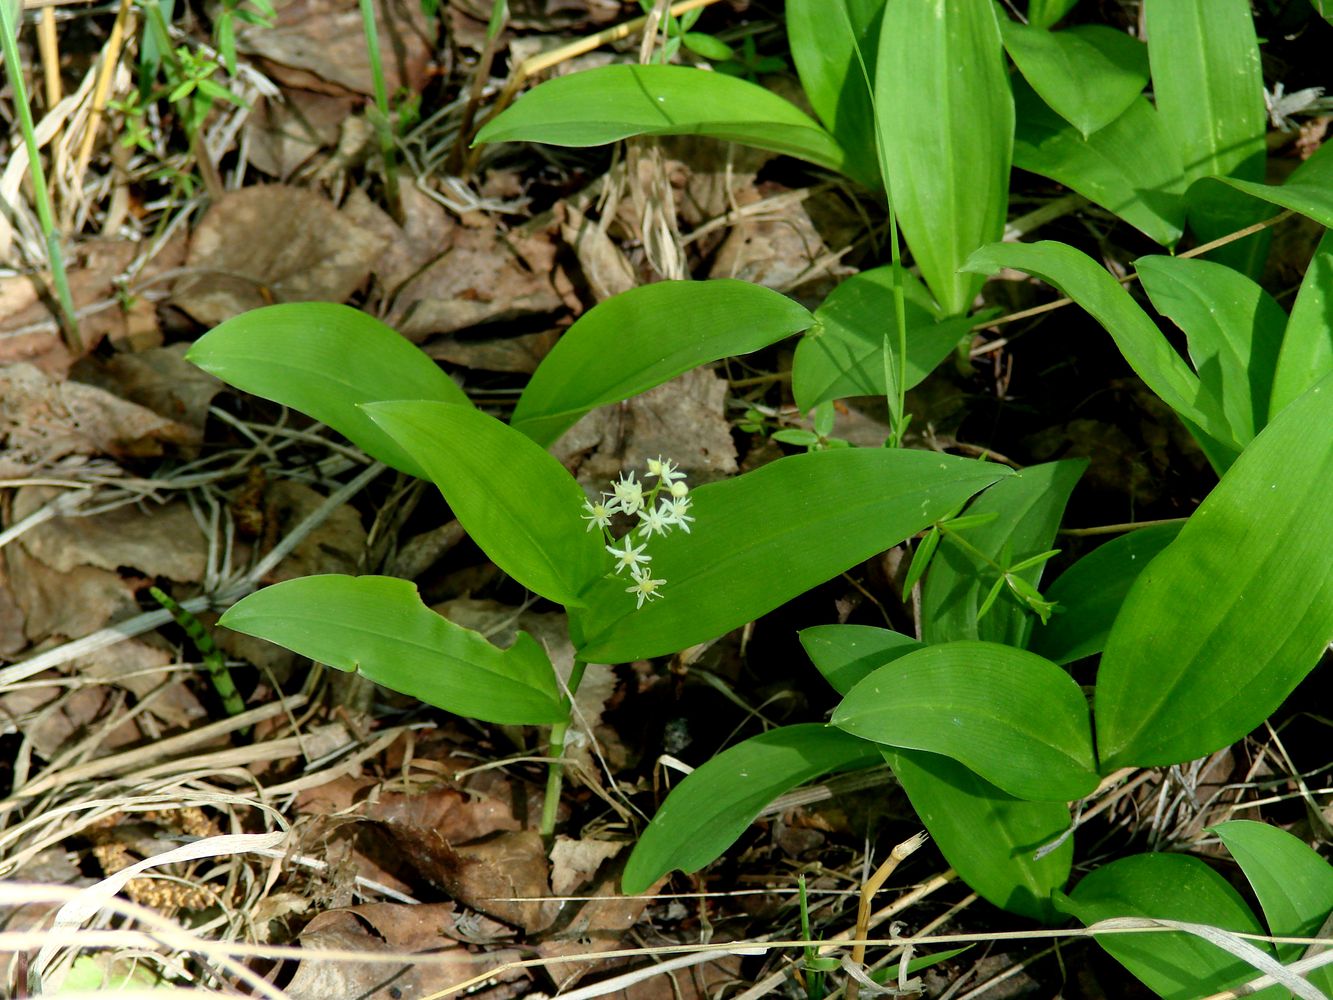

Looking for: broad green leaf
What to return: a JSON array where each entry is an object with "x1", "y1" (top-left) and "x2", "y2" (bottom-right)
[
  {"x1": 1095, "y1": 372, "x2": 1333, "y2": 770},
  {"x1": 363, "y1": 402, "x2": 604, "y2": 607},
  {"x1": 833, "y1": 642, "x2": 1098, "y2": 801},
  {"x1": 1211, "y1": 139, "x2": 1333, "y2": 234},
  {"x1": 1059, "y1": 854, "x2": 1277, "y2": 1000},
  {"x1": 1271, "y1": 231, "x2": 1333, "y2": 417},
  {"x1": 219, "y1": 575, "x2": 565, "y2": 725},
  {"x1": 571, "y1": 449, "x2": 1011, "y2": 662},
  {"x1": 622, "y1": 725, "x2": 882, "y2": 893},
  {"x1": 1001, "y1": 22, "x2": 1148, "y2": 138},
  {"x1": 887, "y1": 748, "x2": 1072, "y2": 922},
  {"x1": 791, "y1": 265, "x2": 977, "y2": 412},
  {"x1": 799, "y1": 623, "x2": 921, "y2": 696},
  {"x1": 786, "y1": 0, "x2": 884, "y2": 188},
  {"x1": 963, "y1": 241, "x2": 1238, "y2": 463},
  {"x1": 186, "y1": 303, "x2": 469, "y2": 479},
  {"x1": 1026, "y1": 0, "x2": 1079, "y2": 30},
  {"x1": 1213, "y1": 820, "x2": 1333, "y2": 994},
  {"x1": 512, "y1": 280, "x2": 812, "y2": 447},
  {"x1": 1028, "y1": 521, "x2": 1183, "y2": 664},
  {"x1": 921, "y1": 460, "x2": 1085, "y2": 648},
  {"x1": 876, "y1": 0, "x2": 1013, "y2": 315},
  {"x1": 473, "y1": 64, "x2": 867, "y2": 186},
  {"x1": 1013, "y1": 84, "x2": 1185, "y2": 246},
  {"x1": 1137, "y1": 255, "x2": 1287, "y2": 441}
]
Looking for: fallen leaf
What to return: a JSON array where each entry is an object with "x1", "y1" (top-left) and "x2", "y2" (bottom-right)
[
  {"x1": 708, "y1": 182, "x2": 836, "y2": 291},
  {"x1": 72, "y1": 343, "x2": 222, "y2": 443},
  {"x1": 244, "y1": 90, "x2": 355, "y2": 180},
  {"x1": 561, "y1": 202, "x2": 637, "y2": 301},
  {"x1": 3, "y1": 544, "x2": 138, "y2": 643},
  {"x1": 262, "y1": 479, "x2": 368, "y2": 583},
  {"x1": 422, "y1": 327, "x2": 560, "y2": 374},
  {"x1": 341, "y1": 185, "x2": 455, "y2": 298},
  {"x1": 549, "y1": 835, "x2": 624, "y2": 896}
]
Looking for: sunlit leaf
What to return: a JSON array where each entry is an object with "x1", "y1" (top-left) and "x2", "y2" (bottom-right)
[{"x1": 1271, "y1": 231, "x2": 1333, "y2": 417}]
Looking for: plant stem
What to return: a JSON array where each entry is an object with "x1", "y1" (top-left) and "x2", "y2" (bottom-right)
[
  {"x1": 540, "y1": 657, "x2": 588, "y2": 837},
  {"x1": 1, "y1": 0, "x2": 81, "y2": 351},
  {"x1": 357, "y1": 0, "x2": 402, "y2": 222}
]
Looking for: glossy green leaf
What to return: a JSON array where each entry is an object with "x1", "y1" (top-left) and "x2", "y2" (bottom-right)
[
  {"x1": 1095, "y1": 372, "x2": 1333, "y2": 770},
  {"x1": 786, "y1": 0, "x2": 884, "y2": 188},
  {"x1": 1214, "y1": 821, "x2": 1333, "y2": 976},
  {"x1": 1001, "y1": 22, "x2": 1148, "y2": 139},
  {"x1": 799, "y1": 623, "x2": 922, "y2": 696},
  {"x1": 1211, "y1": 140, "x2": 1333, "y2": 234},
  {"x1": 219, "y1": 575, "x2": 565, "y2": 724},
  {"x1": 921, "y1": 460, "x2": 1085, "y2": 647},
  {"x1": 876, "y1": 0, "x2": 1013, "y2": 315},
  {"x1": 186, "y1": 303, "x2": 469, "y2": 479},
  {"x1": 1271, "y1": 231, "x2": 1333, "y2": 417},
  {"x1": 963, "y1": 241, "x2": 1238, "y2": 462},
  {"x1": 1059, "y1": 854, "x2": 1276, "y2": 1000},
  {"x1": 887, "y1": 748, "x2": 1072, "y2": 922},
  {"x1": 512, "y1": 280, "x2": 812, "y2": 447},
  {"x1": 571, "y1": 449, "x2": 1011, "y2": 662},
  {"x1": 1012, "y1": 84, "x2": 1185, "y2": 246},
  {"x1": 622, "y1": 725, "x2": 882, "y2": 893},
  {"x1": 1026, "y1": 0, "x2": 1079, "y2": 30},
  {"x1": 364, "y1": 402, "x2": 604, "y2": 607},
  {"x1": 1138, "y1": 255, "x2": 1287, "y2": 442},
  {"x1": 791, "y1": 266, "x2": 976, "y2": 412},
  {"x1": 1028, "y1": 521, "x2": 1183, "y2": 664},
  {"x1": 833, "y1": 642, "x2": 1098, "y2": 801},
  {"x1": 473, "y1": 64, "x2": 867, "y2": 185}
]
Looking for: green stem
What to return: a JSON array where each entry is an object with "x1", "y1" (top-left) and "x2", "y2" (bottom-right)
[
  {"x1": 540, "y1": 657, "x2": 588, "y2": 837},
  {"x1": 357, "y1": 0, "x2": 402, "y2": 222},
  {"x1": 1, "y1": 0, "x2": 80, "y2": 351}
]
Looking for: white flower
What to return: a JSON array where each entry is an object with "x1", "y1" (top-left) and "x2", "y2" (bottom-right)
[
  {"x1": 612, "y1": 472, "x2": 645, "y2": 515},
  {"x1": 669, "y1": 480, "x2": 689, "y2": 498},
  {"x1": 626, "y1": 565, "x2": 666, "y2": 608},
  {"x1": 581, "y1": 495, "x2": 619, "y2": 531},
  {"x1": 663, "y1": 495, "x2": 694, "y2": 533},
  {"x1": 637, "y1": 501, "x2": 674, "y2": 537},
  {"x1": 646, "y1": 456, "x2": 685, "y2": 484},
  {"x1": 606, "y1": 535, "x2": 651, "y2": 575}
]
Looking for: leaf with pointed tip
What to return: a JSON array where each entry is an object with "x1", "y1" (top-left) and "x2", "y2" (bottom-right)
[
  {"x1": 799, "y1": 624, "x2": 922, "y2": 696},
  {"x1": 1271, "y1": 231, "x2": 1333, "y2": 417},
  {"x1": 1026, "y1": 0, "x2": 1079, "y2": 29},
  {"x1": 1209, "y1": 139, "x2": 1333, "y2": 228}
]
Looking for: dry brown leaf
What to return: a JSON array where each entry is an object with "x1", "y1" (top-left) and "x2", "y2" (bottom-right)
[
  {"x1": 560, "y1": 202, "x2": 637, "y2": 301},
  {"x1": 422, "y1": 327, "x2": 560, "y2": 374},
  {"x1": 71, "y1": 343, "x2": 222, "y2": 443},
  {"x1": 171, "y1": 185, "x2": 388, "y2": 326},
  {"x1": 284, "y1": 911, "x2": 442, "y2": 1000},
  {"x1": 709, "y1": 184, "x2": 832, "y2": 290},
  {"x1": 549, "y1": 835, "x2": 624, "y2": 896},
  {"x1": 0, "y1": 555, "x2": 28, "y2": 656},
  {"x1": 0, "y1": 679, "x2": 141, "y2": 758},
  {"x1": 263, "y1": 479, "x2": 368, "y2": 582},
  {"x1": 3, "y1": 544, "x2": 138, "y2": 643},
  {"x1": 75, "y1": 639, "x2": 211, "y2": 732},
  {"x1": 341, "y1": 185, "x2": 455, "y2": 298},
  {"x1": 244, "y1": 90, "x2": 354, "y2": 180}
]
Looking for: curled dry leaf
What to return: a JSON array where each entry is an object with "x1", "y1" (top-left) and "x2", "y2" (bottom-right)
[{"x1": 560, "y1": 202, "x2": 637, "y2": 302}]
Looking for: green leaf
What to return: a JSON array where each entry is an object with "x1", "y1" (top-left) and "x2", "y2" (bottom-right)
[
  {"x1": 1210, "y1": 139, "x2": 1333, "y2": 235},
  {"x1": 1271, "y1": 231, "x2": 1333, "y2": 418},
  {"x1": 1137, "y1": 255, "x2": 1287, "y2": 442},
  {"x1": 1059, "y1": 854, "x2": 1276, "y2": 1000},
  {"x1": 512, "y1": 280, "x2": 812, "y2": 447},
  {"x1": 832, "y1": 642, "x2": 1098, "y2": 801},
  {"x1": 886, "y1": 748, "x2": 1072, "y2": 922},
  {"x1": 791, "y1": 265, "x2": 977, "y2": 412},
  {"x1": 473, "y1": 64, "x2": 867, "y2": 186},
  {"x1": 571, "y1": 449, "x2": 1012, "y2": 662},
  {"x1": 921, "y1": 460, "x2": 1085, "y2": 648},
  {"x1": 1025, "y1": 0, "x2": 1079, "y2": 30},
  {"x1": 1095, "y1": 371, "x2": 1333, "y2": 770},
  {"x1": 1213, "y1": 821, "x2": 1333, "y2": 979},
  {"x1": 1001, "y1": 22, "x2": 1148, "y2": 139},
  {"x1": 186, "y1": 303, "x2": 470, "y2": 479},
  {"x1": 621, "y1": 725, "x2": 882, "y2": 893},
  {"x1": 799, "y1": 623, "x2": 922, "y2": 696},
  {"x1": 963, "y1": 241, "x2": 1238, "y2": 463},
  {"x1": 681, "y1": 32, "x2": 734, "y2": 61},
  {"x1": 1028, "y1": 521, "x2": 1183, "y2": 664},
  {"x1": 363, "y1": 402, "x2": 605, "y2": 607},
  {"x1": 219, "y1": 575, "x2": 565, "y2": 725},
  {"x1": 876, "y1": 0, "x2": 1013, "y2": 315},
  {"x1": 1012, "y1": 83, "x2": 1185, "y2": 246}
]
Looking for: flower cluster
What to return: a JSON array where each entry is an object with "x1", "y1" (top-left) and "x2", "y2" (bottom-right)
[{"x1": 580, "y1": 456, "x2": 695, "y2": 608}]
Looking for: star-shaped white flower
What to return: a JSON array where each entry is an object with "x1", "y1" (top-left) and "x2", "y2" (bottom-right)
[
  {"x1": 606, "y1": 535, "x2": 651, "y2": 575},
  {"x1": 612, "y1": 472, "x2": 645, "y2": 515},
  {"x1": 637, "y1": 501, "x2": 674, "y2": 537},
  {"x1": 646, "y1": 456, "x2": 685, "y2": 484},
  {"x1": 581, "y1": 495, "x2": 619, "y2": 531},
  {"x1": 663, "y1": 495, "x2": 694, "y2": 533},
  {"x1": 626, "y1": 565, "x2": 666, "y2": 608}
]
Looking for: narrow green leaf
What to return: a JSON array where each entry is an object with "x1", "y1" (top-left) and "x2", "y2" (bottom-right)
[
  {"x1": 1137, "y1": 256, "x2": 1287, "y2": 441},
  {"x1": 791, "y1": 265, "x2": 977, "y2": 412},
  {"x1": 1001, "y1": 22, "x2": 1148, "y2": 139},
  {"x1": 1026, "y1": 0, "x2": 1079, "y2": 30},
  {"x1": 1059, "y1": 854, "x2": 1276, "y2": 1000},
  {"x1": 621, "y1": 725, "x2": 882, "y2": 893},
  {"x1": 1095, "y1": 372, "x2": 1333, "y2": 770},
  {"x1": 571, "y1": 449, "x2": 1012, "y2": 663},
  {"x1": 513, "y1": 280, "x2": 812, "y2": 447},
  {"x1": 901, "y1": 527, "x2": 940, "y2": 596},
  {"x1": 1271, "y1": 230, "x2": 1333, "y2": 417},
  {"x1": 186, "y1": 303, "x2": 469, "y2": 479},
  {"x1": 887, "y1": 748, "x2": 1072, "y2": 922},
  {"x1": 1212, "y1": 134, "x2": 1333, "y2": 231},
  {"x1": 876, "y1": 0, "x2": 1013, "y2": 315},
  {"x1": 833, "y1": 642, "x2": 1098, "y2": 802},
  {"x1": 1012, "y1": 83, "x2": 1185, "y2": 246},
  {"x1": 363, "y1": 402, "x2": 605, "y2": 607},
  {"x1": 799, "y1": 623, "x2": 922, "y2": 696},
  {"x1": 473, "y1": 64, "x2": 866, "y2": 185},
  {"x1": 922, "y1": 460, "x2": 1085, "y2": 648},
  {"x1": 219, "y1": 575, "x2": 565, "y2": 725},
  {"x1": 1028, "y1": 521, "x2": 1183, "y2": 664}
]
